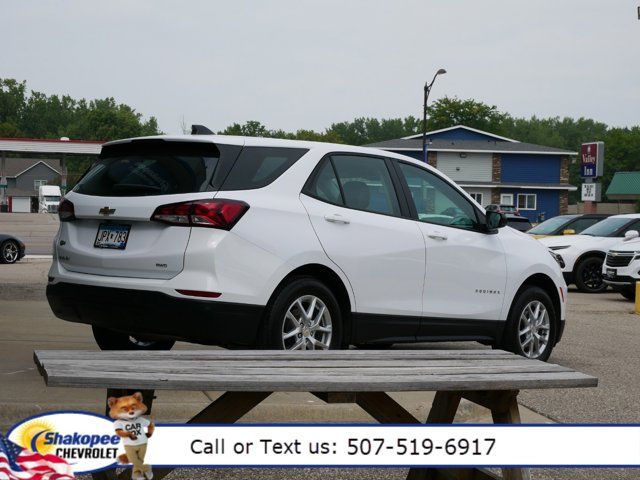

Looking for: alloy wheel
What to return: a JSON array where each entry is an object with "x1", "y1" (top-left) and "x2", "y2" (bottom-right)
[
  {"x1": 128, "y1": 336, "x2": 156, "y2": 348},
  {"x1": 282, "y1": 295, "x2": 332, "y2": 350},
  {"x1": 2, "y1": 242, "x2": 18, "y2": 263},
  {"x1": 518, "y1": 300, "x2": 551, "y2": 359},
  {"x1": 581, "y1": 260, "x2": 604, "y2": 291}
]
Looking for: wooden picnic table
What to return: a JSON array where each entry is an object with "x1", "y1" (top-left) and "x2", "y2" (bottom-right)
[{"x1": 34, "y1": 349, "x2": 598, "y2": 480}]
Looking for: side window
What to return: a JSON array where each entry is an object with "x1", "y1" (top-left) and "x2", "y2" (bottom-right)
[
  {"x1": 568, "y1": 218, "x2": 600, "y2": 233},
  {"x1": 622, "y1": 220, "x2": 640, "y2": 236},
  {"x1": 331, "y1": 155, "x2": 401, "y2": 216},
  {"x1": 220, "y1": 147, "x2": 308, "y2": 191},
  {"x1": 397, "y1": 162, "x2": 479, "y2": 230},
  {"x1": 304, "y1": 158, "x2": 343, "y2": 205}
]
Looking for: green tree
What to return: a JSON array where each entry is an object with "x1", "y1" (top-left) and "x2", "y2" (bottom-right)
[
  {"x1": 426, "y1": 97, "x2": 510, "y2": 134},
  {"x1": 0, "y1": 78, "x2": 161, "y2": 141}
]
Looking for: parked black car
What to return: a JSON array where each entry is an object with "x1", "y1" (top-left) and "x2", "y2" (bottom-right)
[
  {"x1": 505, "y1": 215, "x2": 533, "y2": 232},
  {"x1": 0, "y1": 234, "x2": 26, "y2": 264},
  {"x1": 485, "y1": 204, "x2": 520, "y2": 216},
  {"x1": 527, "y1": 214, "x2": 610, "y2": 238}
]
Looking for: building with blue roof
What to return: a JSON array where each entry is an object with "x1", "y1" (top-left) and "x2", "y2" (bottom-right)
[{"x1": 366, "y1": 125, "x2": 577, "y2": 221}]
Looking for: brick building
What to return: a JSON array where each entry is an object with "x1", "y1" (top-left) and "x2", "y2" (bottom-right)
[{"x1": 366, "y1": 125, "x2": 576, "y2": 221}]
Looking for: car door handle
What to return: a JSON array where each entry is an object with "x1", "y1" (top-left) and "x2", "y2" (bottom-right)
[
  {"x1": 324, "y1": 213, "x2": 350, "y2": 225},
  {"x1": 427, "y1": 231, "x2": 448, "y2": 241}
]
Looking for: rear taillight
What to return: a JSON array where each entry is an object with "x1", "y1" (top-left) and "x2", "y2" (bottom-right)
[
  {"x1": 58, "y1": 199, "x2": 76, "y2": 222},
  {"x1": 151, "y1": 199, "x2": 249, "y2": 230}
]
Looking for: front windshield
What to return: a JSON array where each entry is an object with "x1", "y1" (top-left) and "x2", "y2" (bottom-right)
[
  {"x1": 44, "y1": 196, "x2": 60, "y2": 202},
  {"x1": 581, "y1": 217, "x2": 630, "y2": 237},
  {"x1": 528, "y1": 215, "x2": 575, "y2": 235}
]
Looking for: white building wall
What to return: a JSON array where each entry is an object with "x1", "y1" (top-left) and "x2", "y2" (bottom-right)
[
  {"x1": 461, "y1": 187, "x2": 492, "y2": 207},
  {"x1": 436, "y1": 152, "x2": 492, "y2": 182}
]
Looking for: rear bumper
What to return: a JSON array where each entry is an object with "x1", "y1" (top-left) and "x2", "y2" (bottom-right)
[{"x1": 46, "y1": 282, "x2": 265, "y2": 346}]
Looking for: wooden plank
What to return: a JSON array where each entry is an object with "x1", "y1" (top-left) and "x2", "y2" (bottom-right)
[
  {"x1": 407, "y1": 391, "x2": 461, "y2": 480},
  {"x1": 356, "y1": 392, "x2": 421, "y2": 423},
  {"x1": 40, "y1": 369, "x2": 598, "y2": 391},
  {"x1": 486, "y1": 392, "x2": 531, "y2": 480},
  {"x1": 312, "y1": 392, "x2": 357, "y2": 403},
  {"x1": 34, "y1": 362, "x2": 576, "y2": 377},
  {"x1": 412, "y1": 468, "x2": 500, "y2": 480},
  {"x1": 35, "y1": 358, "x2": 549, "y2": 370},
  {"x1": 34, "y1": 349, "x2": 518, "y2": 365},
  {"x1": 462, "y1": 390, "x2": 519, "y2": 412}
]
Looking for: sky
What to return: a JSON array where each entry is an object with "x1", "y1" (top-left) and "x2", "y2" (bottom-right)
[{"x1": 2, "y1": 0, "x2": 640, "y2": 135}]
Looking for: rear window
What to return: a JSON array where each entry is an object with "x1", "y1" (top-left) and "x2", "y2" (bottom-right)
[
  {"x1": 74, "y1": 140, "x2": 219, "y2": 197},
  {"x1": 507, "y1": 217, "x2": 532, "y2": 231},
  {"x1": 219, "y1": 147, "x2": 308, "y2": 191}
]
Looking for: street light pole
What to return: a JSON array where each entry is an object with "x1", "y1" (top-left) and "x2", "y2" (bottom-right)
[{"x1": 422, "y1": 68, "x2": 447, "y2": 163}]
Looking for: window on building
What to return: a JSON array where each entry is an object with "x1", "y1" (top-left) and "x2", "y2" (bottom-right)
[
  {"x1": 468, "y1": 192, "x2": 483, "y2": 205},
  {"x1": 517, "y1": 193, "x2": 537, "y2": 210},
  {"x1": 500, "y1": 193, "x2": 514, "y2": 206},
  {"x1": 34, "y1": 180, "x2": 47, "y2": 191}
]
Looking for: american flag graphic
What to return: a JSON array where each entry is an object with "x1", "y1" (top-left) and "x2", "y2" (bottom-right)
[{"x1": 0, "y1": 434, "x2": 75, "y2": 480}]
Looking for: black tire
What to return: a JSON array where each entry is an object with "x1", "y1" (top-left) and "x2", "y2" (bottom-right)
[
  {"x1": 0, "y1": 240, "x2": 20, "y2": 264},
  {"x1": 502, "y1": 286, "x2": 557, "y2": 362},
  {"x1": 261, "y1": 276, "x2": 343, "y2": 350},
  {"x1": 619, "y1": 287, "x2": 636, "y2": 301},
  {"x1": 574, "y1": 256, "x2": 607, "y2": 293},
  {"x1": 92, "y1": 325, "x2": 175, "y2": 351}
]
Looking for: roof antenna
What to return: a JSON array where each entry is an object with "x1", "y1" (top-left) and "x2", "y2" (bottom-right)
[{"x1": 191, "y1": 124, "x2": 214, "y2": 135}]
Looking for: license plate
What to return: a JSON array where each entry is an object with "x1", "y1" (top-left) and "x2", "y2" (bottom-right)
[
  {"x1": 606, "y1": 268, "x2": 616, "y2": 279},
  {"x1": 94, "y1": 223, "x2": 131, "y2": 250}
]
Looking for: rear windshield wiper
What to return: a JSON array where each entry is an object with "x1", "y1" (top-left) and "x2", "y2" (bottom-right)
[{"x1": 112, "y1": 184, "x2": 162, "y2": 193}]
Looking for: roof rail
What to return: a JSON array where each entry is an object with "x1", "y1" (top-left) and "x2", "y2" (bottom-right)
[{"x1": 191, "y1": 124, "x2": 214, "y2": 135}]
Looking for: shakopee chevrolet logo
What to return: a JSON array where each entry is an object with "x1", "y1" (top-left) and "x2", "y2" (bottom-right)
[{"x1": 7, "y1": 412, "x2": 120, "y2": 474}]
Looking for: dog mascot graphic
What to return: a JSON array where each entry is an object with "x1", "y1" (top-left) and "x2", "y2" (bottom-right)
[{"x1": 108, "y1": 392, "x2": 155, "y2": 480}]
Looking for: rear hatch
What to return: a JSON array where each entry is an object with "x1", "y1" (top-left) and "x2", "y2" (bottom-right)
[{"x1": 57, "y1": 138, "x2": 240, "y2": 279}]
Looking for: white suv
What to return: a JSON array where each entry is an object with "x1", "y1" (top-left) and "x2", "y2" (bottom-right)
[
  {"x1": 47, "y1": 132, "x2": 567, "y2": 360},
  {"x1": 540, "y1": 214, "x2": 640, "y2": 293},
  {"x1": 602, "y1": 230, "x2": 640, "y2": 300}
]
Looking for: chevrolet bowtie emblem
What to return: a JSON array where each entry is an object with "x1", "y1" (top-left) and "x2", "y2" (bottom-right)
[{"x1": 99, "y1": 207, "x2": 116, "y2": 216}]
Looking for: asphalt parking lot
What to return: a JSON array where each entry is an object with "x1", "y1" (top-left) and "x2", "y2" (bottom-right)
[
  {"x1": 1, "y1": 259, "x2": 638, "y2": 479},
  {"x1": 0, "y1": 213, "x2": 58, "y2": 255}
]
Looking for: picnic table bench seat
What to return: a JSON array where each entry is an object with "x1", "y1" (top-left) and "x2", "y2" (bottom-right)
[{"x1": 34, "y1": 349, "x2": 597, "y2": 480}]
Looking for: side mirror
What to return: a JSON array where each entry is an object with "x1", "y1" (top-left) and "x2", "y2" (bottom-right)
[
  {"x1": 563, "y1": 229, "x2": 576, "y2": 235},
  {"x1": 624, "y1": 230, "x2": 639, "y2": 241},
  {"x1": 486, "y1": 210, "x2": 507, "y2": 231}
]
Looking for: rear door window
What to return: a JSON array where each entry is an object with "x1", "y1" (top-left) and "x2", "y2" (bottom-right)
[
  {"x1": 220, "y1": 147, "x2": 308, "y2": 190},
  {"x1": 74, "y1": 140, "x2": 219, "y2": 197},
  {"x1": 329, "y1": 154, "x2": 401, "y2": 216}
]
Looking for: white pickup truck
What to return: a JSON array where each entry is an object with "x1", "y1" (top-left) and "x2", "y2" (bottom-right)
[{"x1": 38, "y1": 185, "x2": 61, "y2": 213}]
